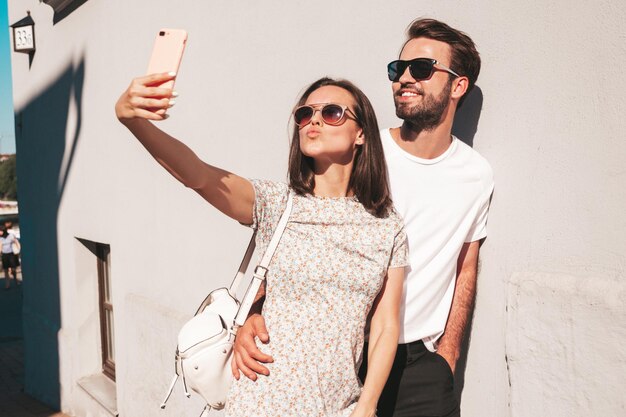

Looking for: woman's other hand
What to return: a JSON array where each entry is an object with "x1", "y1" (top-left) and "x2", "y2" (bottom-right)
[
  {"x1": 115, "y1": 72, "x2": 177, "y2": 124},
  {"x1": 231, "y1": 313, "x2": 274, "y2": 381}
]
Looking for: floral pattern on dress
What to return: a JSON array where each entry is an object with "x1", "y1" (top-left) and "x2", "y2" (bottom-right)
[{"x1": 226, "y1": 180, "x2": 408, "y2": 417}]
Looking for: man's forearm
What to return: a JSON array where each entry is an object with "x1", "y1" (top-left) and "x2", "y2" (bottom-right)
[{"x1": 437, "y1": 241, "x2": 480, "y2": 371}]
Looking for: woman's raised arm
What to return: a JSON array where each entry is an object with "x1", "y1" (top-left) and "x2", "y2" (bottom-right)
[{"x1": 115, "y1": 72, "x2": 255, "y2": 224}]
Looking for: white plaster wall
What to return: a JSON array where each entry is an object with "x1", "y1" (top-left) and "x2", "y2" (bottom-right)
[
  {"x1": 507, "y1": 272, "x2": 626, "y2": 416},
  {"x1": 8, "y1": 0, "x2": 626, "y2": 416}
]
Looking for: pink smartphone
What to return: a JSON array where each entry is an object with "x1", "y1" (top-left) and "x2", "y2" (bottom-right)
[{"x1": 146, "y1": 28, "x2": 187, "y2": 91}]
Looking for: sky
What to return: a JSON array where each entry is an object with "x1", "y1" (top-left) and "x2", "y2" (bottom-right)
[{"x1": 0, "y1": 0, "x2": 16, "y2": 154}]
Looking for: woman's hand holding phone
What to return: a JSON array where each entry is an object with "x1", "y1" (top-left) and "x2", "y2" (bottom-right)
[
  {"x1": 115, "y1": 72, "x2": 178, "y2": 124},
  {"x1": 116, "y1": 28, "x2": 187, "y2": 124}
]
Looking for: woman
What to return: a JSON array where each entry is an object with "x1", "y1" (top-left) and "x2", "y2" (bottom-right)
[
  {"x1": 115, "y1": 73, "x2": 407, "y2": 417},
  {"x1": 0, "y1": 226, "x2": 20, "y2": 289}
]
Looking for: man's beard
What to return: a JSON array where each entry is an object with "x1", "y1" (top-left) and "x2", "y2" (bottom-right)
[{"x1": 394, "y1": 81, "x2": 451, "y2": 133}]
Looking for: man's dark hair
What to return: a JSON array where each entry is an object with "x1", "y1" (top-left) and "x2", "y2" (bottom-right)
[
  {"x1": 405, "y1": 18, "x2": 481, "y2": 103},
  {"x1": 288, "y1": 77, "x2": 393, "y2": 218}
]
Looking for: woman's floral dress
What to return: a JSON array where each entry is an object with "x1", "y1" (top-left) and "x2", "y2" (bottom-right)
[{"x1": 226, "y1": 180, "x2": 408, "y2": 417}]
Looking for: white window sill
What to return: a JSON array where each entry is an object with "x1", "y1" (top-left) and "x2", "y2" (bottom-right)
[{"x1": 77, "y1": 373, "x2": 118, "y2": 416}]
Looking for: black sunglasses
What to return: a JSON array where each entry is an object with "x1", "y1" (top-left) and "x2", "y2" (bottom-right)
[
  {"x1": 387, "y1": 58, "x2": 460, "y2": 82},
  {"x1": 293, "y1": 103, "x2": 358, "y2": 127}
]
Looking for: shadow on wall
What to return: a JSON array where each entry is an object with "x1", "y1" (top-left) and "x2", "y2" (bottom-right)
[
  {"x1": 452, "y1": 86, "x2": 483, "y2": 148},
  {"x1": 14, "y1": 57, "x2": 84, "y2": 409}
]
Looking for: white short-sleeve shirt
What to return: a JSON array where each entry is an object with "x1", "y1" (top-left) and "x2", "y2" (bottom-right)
[{"x1": 381, "y1": 129, "x2": 494, "y2": 349}]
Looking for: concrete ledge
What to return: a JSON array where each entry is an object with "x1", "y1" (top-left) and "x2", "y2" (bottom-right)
[
  {"x1": 77, "y1": 373, "x2": 118, "y2": 416},
  {"x1": 506, "y1": 272, "x2": 626, "y2": 417}
]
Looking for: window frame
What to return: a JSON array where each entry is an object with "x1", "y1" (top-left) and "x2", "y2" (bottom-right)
[{"x1": 96, "y1": 244, "x2": 115, "y2": 381}]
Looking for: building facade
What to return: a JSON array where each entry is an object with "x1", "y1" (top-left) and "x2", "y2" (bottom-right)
[{"x1": 8, "y1": 0, "x2": 626, "y2": 416}]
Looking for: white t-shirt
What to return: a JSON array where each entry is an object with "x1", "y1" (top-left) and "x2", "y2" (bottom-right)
[
  {"x1": 0, "y1": 233, "x2": 17, "y2": 254},
  {"x1": 381, "y1": 129, "x2": 494, "y2": 350}
]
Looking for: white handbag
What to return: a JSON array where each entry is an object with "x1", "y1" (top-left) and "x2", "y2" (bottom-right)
[{"x1": 160, "y1": 192, "x2": 293, "y2": 415}]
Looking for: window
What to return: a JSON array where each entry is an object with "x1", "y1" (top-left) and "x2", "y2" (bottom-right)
[{"x1": 96, "y1": 243, "x2": 115, "y2": 381}]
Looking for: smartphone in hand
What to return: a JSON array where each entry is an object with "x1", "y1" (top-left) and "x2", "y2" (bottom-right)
[{"x1": 146, "y1": 28, "x2": 187, "y2": 91}]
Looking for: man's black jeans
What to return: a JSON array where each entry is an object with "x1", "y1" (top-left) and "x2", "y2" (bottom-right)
[{"x1": 359, "y1": 340, "x2": 460, "y2": 417}]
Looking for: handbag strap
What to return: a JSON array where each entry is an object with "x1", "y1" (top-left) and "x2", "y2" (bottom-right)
[
  {"x1": 228, "y1": 233, "x2": 257, "y2": 295},
  {"x1": 232, "y1": 191, "x2": 294, "y2": 326}
]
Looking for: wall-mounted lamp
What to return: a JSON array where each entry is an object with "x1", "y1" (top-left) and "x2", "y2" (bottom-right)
[{"x1": 11, "y1": 11, "x2": 36, "y2": 53}]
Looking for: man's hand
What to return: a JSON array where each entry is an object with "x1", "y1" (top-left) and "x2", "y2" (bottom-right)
[
  {"x1": 435, "y1": 347, "x2": 458, "y2": 374},
  {"x1": 231, "y1": 313, "x2": 274, "y2": 381}
]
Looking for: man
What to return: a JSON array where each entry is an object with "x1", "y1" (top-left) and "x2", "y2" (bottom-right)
[{"x1": 232, "y1": 18, "x2": 493, "y2": 417}]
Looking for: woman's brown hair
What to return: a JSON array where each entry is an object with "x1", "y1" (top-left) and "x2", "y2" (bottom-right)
[{"x1": 288, "y1": 77, "x2": 392, "y2": 218}]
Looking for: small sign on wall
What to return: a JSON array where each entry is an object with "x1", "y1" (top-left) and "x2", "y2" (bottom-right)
[{"x1": 11, "y1": 11, "x2": 36, "y2": 53}]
